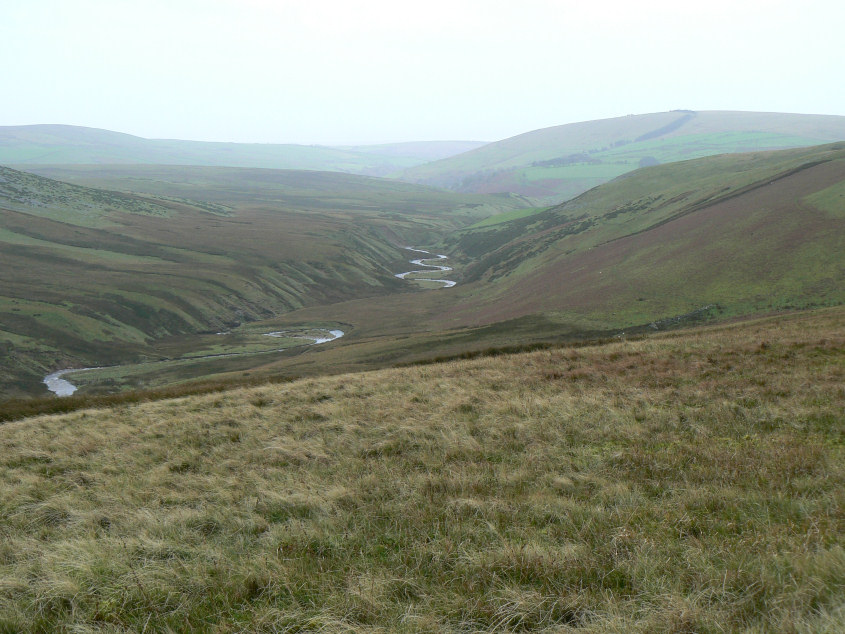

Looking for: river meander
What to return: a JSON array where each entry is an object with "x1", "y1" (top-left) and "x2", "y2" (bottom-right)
[{"x1": 394, "y1": 247, "x2": 456, "y2": 288}]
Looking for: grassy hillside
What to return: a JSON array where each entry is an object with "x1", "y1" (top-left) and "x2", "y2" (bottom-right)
[
  {"x1": 444, "y1": 142, "x2": 845, "y2": 328},
  {"x1": 402, "y1": 110, "x2": 845, "y2": 201},
  {"x1": 0, "y1": 308, "x2": 841, "y2": 631},
  {"x1": 0, "y1": 165, "x2": 525, "y2": 397},
  {"x1": 0, "y1": 125, "x2": 484, "y2": 177}
]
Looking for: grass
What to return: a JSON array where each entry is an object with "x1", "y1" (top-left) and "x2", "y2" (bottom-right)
[
  {"x1": 467, "y1": 207, "x2": 548, "y2": 229},
  {"x1": 444, "y1": 143, "x2": 845, "y2": 329},
  {"x1": 0, "y1": 307, "x2": 842, "y2": 631}
]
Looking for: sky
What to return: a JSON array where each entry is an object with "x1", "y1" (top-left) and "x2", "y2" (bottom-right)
[{"x1": 2, "y1": 0, "x2": 843, "y2": 145}]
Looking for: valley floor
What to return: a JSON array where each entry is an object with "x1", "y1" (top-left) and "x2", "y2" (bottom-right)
[{"x1": 0, "y1": 307, "x2": 842, "y2": 631}]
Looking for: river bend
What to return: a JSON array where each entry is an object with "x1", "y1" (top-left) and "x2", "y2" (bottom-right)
[{"x1": 394, "y1": 247, "x2": 456, "y2": 288}]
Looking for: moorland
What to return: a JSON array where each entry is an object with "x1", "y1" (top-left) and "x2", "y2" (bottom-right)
[
  {"x1": 0, "y1": 308, "x2": 842, "y2": 630},
  {"x1": 0, "y1": 109, "x2": 843, "y2": 630}
]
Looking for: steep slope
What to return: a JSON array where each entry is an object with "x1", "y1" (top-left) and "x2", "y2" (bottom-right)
[
  {"x1": 446, "y1": 143, "x2": 845, "y2": 327},
  {"x1": 0, "y1": 125, "x2": 482, "y2": 176},
  {"x1": 403, "y1": 110, "x2": 845, "y2": 201}
]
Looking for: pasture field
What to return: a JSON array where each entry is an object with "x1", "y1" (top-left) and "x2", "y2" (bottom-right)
[{"x1": 0, "y1": 307, "x2": 841, "y2": 631}]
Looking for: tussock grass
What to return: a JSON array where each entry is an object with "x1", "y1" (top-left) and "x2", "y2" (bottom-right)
[{"x1": 0, "y1": 308, "x2": 842, "y2": 631}]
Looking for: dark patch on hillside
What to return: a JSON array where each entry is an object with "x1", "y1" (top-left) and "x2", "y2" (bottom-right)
[{"x1": 634, "y1": 112, "x2": 696, "y2": 142}]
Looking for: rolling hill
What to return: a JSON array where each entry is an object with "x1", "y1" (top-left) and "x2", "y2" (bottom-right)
[
  {"x1": 130, "y1": 142, "x2": 842, "y2": 398},
  {"x1": 402, "y1": 110, "x2": 845, "y2": 201},
  {"x1": 0, "y1": 125, "x2": 485, "y2": 176},
  {"x1": 2, "y1": 142, "x2": 843, "y2": 400}
]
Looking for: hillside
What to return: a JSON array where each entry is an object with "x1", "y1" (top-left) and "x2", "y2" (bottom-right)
[
  {"x1": 0, "y1": 308, "x2": 842, "y2": 631},
  {"x1": 442, "y1": 142, "x2": 845, "y2": 327},
  {"x1": 402, "y1": 110, "x2": 845, "y2": 201},
  {"x1": 0, "y1": 125, "x2": 484, "y2": 176},
  {"x1": 0, "y1": 165, "x2": 524, "y2": 397}
]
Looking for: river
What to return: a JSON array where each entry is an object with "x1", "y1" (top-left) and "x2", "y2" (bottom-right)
[
  {"x1": 42, "y1": 328, "x2": 345, "y2": 397},
  {"x1": 394, "y1": 247, "x2": 456, "y2": 288}
]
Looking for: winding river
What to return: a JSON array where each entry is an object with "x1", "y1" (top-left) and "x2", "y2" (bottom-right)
[
  {"x1": 42, "y1": 328, "x2": 345, "y2": 397},
  {"x1": 394, "y1": 247, "x2": 456, "y2": 288}
]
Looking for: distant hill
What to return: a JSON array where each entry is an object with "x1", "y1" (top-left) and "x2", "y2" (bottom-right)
[
  {"x1": 402, "y1": 110, "x2": 845, "y2": 201},
  {"x1": 0, "y1": 125, "x2": 485, "y2": 176}
]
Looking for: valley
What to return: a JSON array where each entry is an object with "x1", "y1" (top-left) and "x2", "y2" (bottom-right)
[
  {"x1": 1, "y1": 110, "x2": 843, "y2": 631},
  {"x1": 1, "y1": 127, "x2": 843, "y2": 400}
]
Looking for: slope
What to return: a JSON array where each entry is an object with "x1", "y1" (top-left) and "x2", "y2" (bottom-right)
[
  {"x1": 0, "y1": 308, "x2": 841, "y2": 631},
  {"x1": 446, "y1": 142, "x2": 845, "y2": 328},
  {"x1": 402, "y1": 110, "x2": 845, "y2": 201}
]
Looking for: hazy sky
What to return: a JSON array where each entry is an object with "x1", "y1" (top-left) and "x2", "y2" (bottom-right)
[{"x1": 3, "y1": 0, "x2": 843, "y2": 144}]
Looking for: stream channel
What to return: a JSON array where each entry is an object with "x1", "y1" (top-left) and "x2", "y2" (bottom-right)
[{"x1": 394, "y1": 247, "x2": 456, "y2": 288}]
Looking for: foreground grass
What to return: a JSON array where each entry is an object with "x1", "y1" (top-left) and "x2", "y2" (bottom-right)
[{"x1": 0, "y1": 308, "x2": 842, "y2": 631}]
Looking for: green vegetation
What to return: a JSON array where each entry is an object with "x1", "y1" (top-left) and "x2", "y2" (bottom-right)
[
  {"x1": 5, "y1": 142, "x2": 841, "y2": 399},
  {"x1": 402, "y1": 110, "x2": 845, "y2": 202},
  {"x1": 0, "y1": 308, "x2": 841, "y2": 631},
  {"x1": 466, "y1": 207, "x2": 548, "y2": 229}
]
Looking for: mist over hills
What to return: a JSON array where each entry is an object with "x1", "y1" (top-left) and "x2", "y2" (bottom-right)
[
  {"x1": 401, "y1": 110, "x2": 845, "y2": 201},
  {"x1": 0, "y1": 124, "x2": 486, "y2": 176},
  {"x1": 2, "y1": 112, "x2": 843, "y2": 631}
]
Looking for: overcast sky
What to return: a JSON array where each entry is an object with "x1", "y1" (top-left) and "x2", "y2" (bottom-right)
[{"x1": 2, "y1": 0, "x2": 843, "y2": 145}]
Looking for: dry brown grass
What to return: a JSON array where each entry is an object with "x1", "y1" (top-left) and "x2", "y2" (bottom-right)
[{"x1": 0, "y1": 308, "x2": 842, "y2": 631}]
